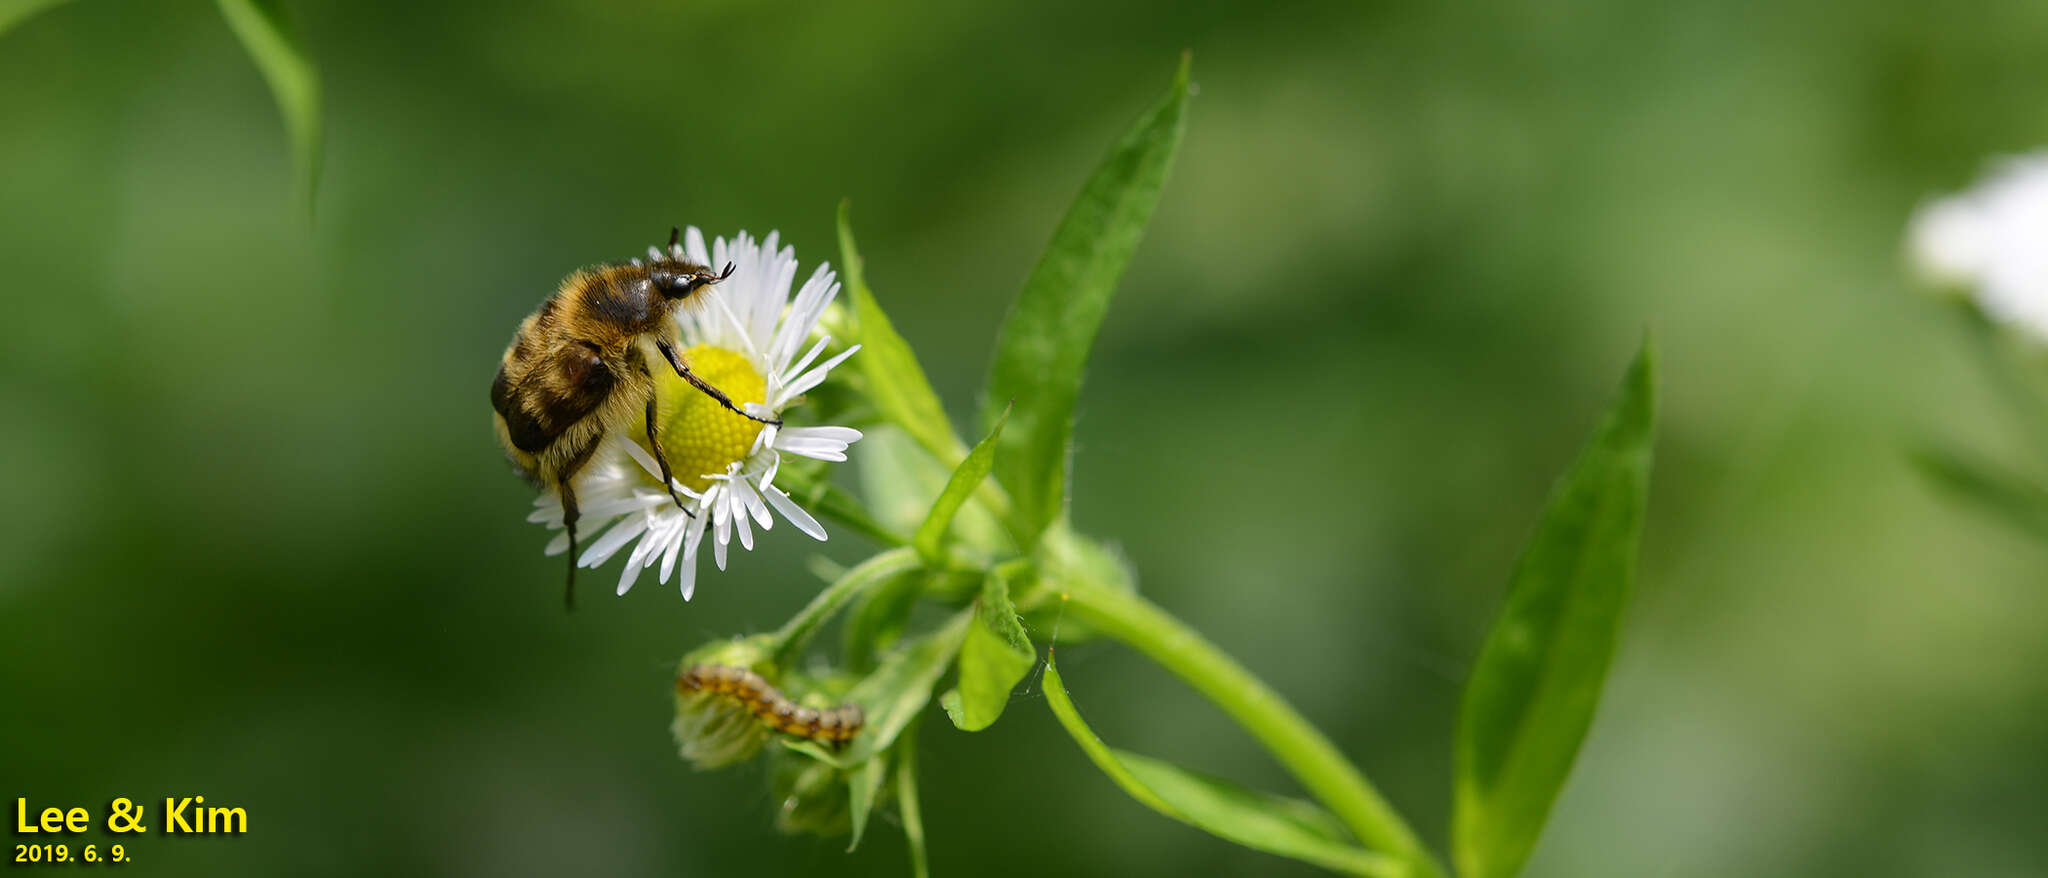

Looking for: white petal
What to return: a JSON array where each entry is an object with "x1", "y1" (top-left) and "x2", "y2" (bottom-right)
[
  {"x1": 580, "y1": 493, "x2": 661, "y2": 521},
  {"x1": 789, "y1": 276, "x2": 840, "y2": 350},
  {"x1": 734, "y1": 474, "x2": 774, "y2": 530},
  {"x1": 545, "y1": 514, "x2": 617, "y2": 555},
  {"x1": 618, "y1": 437, "x2": 663, "y2": 481},
  {"x1": 616, "y1": 522, "x2": 664, "y2": 594},
  {"x1": 615, "y1": 548, "x2": 645, "y2": 595},
  {"x1": 782, "y1": 335, "x2": 832, "y2": 386},
  {"x1": 754, "y1": 238, "x2": 796, "y2": 349},
  {"x1": 766, "y1": 265, "x2": 835, "y2": 373},
  {"x1": 773, "y1": 427, "x2": 860, "y2": 461},
  {"x1": 580, "y1": 514, "x2": 650, "y2": 567},
  {"x1": 677, "y1": 551, "x2": 699, "y2": 600},
  {"x1": 778, "y1": 425, "x2": 863, "y2": 443},
  {"x1": 648, "y1": 514, "x2": 680, "y2": 583},
  {"x1": 708, "y1": 290, "x2": 765, "y2": 362},
  {"x1": 729, "y1": 485, "x2": 754, "y2": 550},
  {"x1": 631, "y1": 522, "x2": 665, "y2": 570},
  {"x1": 713, "y1": 499, "x2": 732, "y2": 571},
  {"x1": 748, "y1": 413, "x2": 779, "y2": 454},
  {"x1": 685, "y1": 227, "x2": 710, "y2": 266},
  {"x1": 763, "y1": 485, "x2": 827, "y2": 541},
  {"x1": 777, "y1": 344, "x2": 860, "y2": 404},
  {"x1": 683, "y1": 502, "x2": 708, "y2": 560}
]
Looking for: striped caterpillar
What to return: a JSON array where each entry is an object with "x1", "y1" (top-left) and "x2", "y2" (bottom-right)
[{"x1": 675, "y1": 664, "x2": 864, "y2": 747}]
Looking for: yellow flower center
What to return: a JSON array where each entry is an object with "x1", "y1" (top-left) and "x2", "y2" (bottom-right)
[{"x1": 649, "y1": 345, "x2": 768, "y2": 492}]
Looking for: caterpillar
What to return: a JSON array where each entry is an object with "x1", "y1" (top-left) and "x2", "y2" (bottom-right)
[{"x1": 676, "y1": 664, "x2": 864, "y2": 747}]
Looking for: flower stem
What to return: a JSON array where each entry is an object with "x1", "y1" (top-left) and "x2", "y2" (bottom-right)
[
  {"x1": 772, "y1": 546, "x2": 922, "y2": 668},
  {"x1": 1055, "y1": 578, "x2": 1448, "y2": 878}
]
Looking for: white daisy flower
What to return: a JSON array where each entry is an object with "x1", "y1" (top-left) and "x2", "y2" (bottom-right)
[
  {"x1": 527, "y1": 229, "x2": 863, "y2": 600},
  {"x1": 1907, "y1": 151, "x2": 2048, "y2": 342}
]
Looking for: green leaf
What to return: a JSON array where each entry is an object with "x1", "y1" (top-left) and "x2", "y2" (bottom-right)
[
  {"x1": 216, "y1": 0, "x2": 322, "y2": 209},
  {"x1": 939, "y1": 563, "x2": 1036, "y2": 731},
  {"x1": 1042, "y1": 656, "x2": 1401, "y2": 878},
  {"x1": 786, "y1": 610, "x2": 971, "y2": 768},
  {"x1": 1912, "y1": 443, "x2": 2048, "y2": 545},
  {"x1": 839, "y1": 201, "x2": 964, "y2": 463},
  {"x1": 983, "y1": 54, "x2": 1191, "y2": 548},
  {"x1": 895, "y1": 724, "x2": 930, "y2": 878},
  {"x1": 1453, "y1": 338, "x2": 1657, "y2": 878},
  {"x1": 846, "y1": 751, "x2": 888, "y2": 852},
  {"x1": 0, "y1": 0, "x2": 72, "y2": 36},
  {"x1": 914, "y1": 403, "x2": 1011, "y2": 562}
]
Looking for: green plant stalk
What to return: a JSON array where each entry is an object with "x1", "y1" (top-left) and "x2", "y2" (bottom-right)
[
  {"x1": 1054, "y1": 577, "x2": 1447, "y2": 878},
  {"x1": 773, "y1": 546, "x2": 922, "y2": 667}
]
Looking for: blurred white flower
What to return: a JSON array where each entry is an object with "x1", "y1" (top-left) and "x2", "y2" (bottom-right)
[
  {"x1": 1908, "y1": 152, "x2": 2048, "y2": 341},
  {"x1": 529, "y1": 229, "x2": 862, "y2": 600}
]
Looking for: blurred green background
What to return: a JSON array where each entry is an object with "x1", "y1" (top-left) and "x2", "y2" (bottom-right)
[{"x1": 4, "y1": 1, "x2": 2046, "y2": 875}]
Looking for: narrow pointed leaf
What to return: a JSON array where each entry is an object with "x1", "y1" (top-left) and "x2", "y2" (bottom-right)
[
  {"x1": 983, "y1": 54, "x2": 1191, "y2": 548},
  {"x1": 1042, "y1": 656, "x2": 1400, "y2": 878},
  {"x1": 1911, "y1": 443, "x2": 2048, "y2": 545},
  {"x1": 939, "y1": 562, "x2": 1035, "y2": 731},
  {"x1": 914, "y1": 403, "x2": 1010, "y2": 562},
  {"x1": 845, "y1": 751, "x2": 888, "y2": 852},
  {"x1": 839, "y1": 201, "x2": 964, "y2": 463},
  {"x1": 859, "y1": 426, "x2": 1008, "y2": 548},
  {"x1": 216, "y1": 0, "x2": 322, "y2": 207},
  {"x1": 896, "y1": 724, "x2": 930, "y2": 878},
  {"x1": 1453, "y1": 338, "x2": 1658, "y2": 878}
]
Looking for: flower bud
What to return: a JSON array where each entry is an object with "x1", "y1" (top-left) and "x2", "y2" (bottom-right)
[{"x1": 671, "y1": 635, "x2": 777, "y2": 770}]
